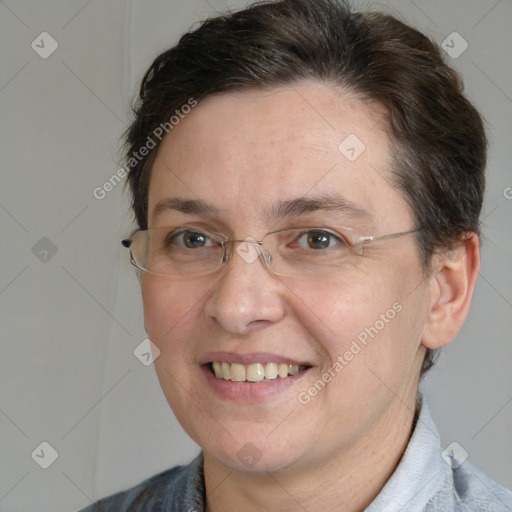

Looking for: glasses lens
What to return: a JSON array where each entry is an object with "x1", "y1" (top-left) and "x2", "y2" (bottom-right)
[
  {"x1": 263, "y1": 228, "x2": 357, "y2": 276},
  {"x1": 130, "y1": 227, "x2": 224, "y2": 276}
]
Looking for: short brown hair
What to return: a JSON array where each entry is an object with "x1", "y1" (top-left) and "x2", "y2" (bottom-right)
[{"x1": 124, "y1": 0, "x2": 487, "y2": 376}]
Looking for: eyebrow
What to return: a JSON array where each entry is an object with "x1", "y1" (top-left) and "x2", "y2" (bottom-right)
[
  {"x1": 265, "y1": 194, "x2": 370, "y2": 223},
  {"x1": 152, "y1": 194, "x2": 371, "y2": 224},
  {"x1": 153, "y1": 197, "x2": 218, "y2": 218}
]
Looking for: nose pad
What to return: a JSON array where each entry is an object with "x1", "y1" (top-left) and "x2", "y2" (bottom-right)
[{"x1": 261, "y1": 249, "x2": 272, "y2": 268}]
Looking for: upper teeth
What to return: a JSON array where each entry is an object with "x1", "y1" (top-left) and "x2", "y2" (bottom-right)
[{"x1": 212, "y1": 362, "x2": 302, "y2": 382}]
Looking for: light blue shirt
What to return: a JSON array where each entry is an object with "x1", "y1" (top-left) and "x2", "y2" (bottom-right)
[{"x1": 79, "y1": 397, "x2": 512, "y2": 511}]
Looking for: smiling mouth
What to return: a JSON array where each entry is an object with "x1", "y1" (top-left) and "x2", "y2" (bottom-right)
[{"x1": 209, "y1": 361, "x2": 311, "y2": 383}]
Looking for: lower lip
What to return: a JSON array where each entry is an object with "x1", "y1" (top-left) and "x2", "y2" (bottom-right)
[{"x1": 201, "y1": 364, "x2": 311, "y2": 402}]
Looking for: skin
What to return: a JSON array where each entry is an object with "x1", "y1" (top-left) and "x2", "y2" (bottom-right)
[{"x1": 141, "y1": 81, "x2": 480, "y2": 511}]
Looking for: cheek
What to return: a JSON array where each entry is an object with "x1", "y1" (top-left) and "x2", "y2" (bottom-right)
[
  {"x1": 286, "y1": 266, "x2": 423, "y2": 378},
  {"x1": 282, "y1": 274, "x2": 419, "y2": 443},
  {"x1": 284, "y1": 275, "x2": 393, "y2": 357},
  {"x1": 141, "y1": 276, "x2": 210, "y2": 438},
  {"x1": 141, "y1": 275, "x2": 206, "y2": 350}
]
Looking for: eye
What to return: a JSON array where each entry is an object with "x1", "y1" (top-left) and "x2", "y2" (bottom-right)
[
  {"x1": 167, "y1": 230, "x2": 214, "y2": 249},
  {"x1": 295, "y1": 229, "x2": 347, "y2": 250}
]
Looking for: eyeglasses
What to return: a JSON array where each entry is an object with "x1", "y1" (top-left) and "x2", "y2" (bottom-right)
[{"x1": 121, "y1": 225, "x2": 418, "y2": 278}]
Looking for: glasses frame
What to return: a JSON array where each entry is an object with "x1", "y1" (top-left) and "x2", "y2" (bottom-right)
[{"x1": 121, "y1": 225, "x2": 419, "y2": 278}]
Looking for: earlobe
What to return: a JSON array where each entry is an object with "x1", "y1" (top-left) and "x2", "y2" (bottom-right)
[{"x1": 421, "y1": 234, "x2": 480, "y2": 350}]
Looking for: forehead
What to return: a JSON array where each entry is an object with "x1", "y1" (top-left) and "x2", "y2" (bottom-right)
[{"x1": 148, "y1": 81, "x2": 412, "y2": 231}]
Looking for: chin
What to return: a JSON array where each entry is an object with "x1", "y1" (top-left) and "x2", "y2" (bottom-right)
[
  {"x1": 210, "y1": 444, "x2": 306, "y2": 474},
  {"x1": 197, "y1": 423, "x2": 317, "y2": 475}
]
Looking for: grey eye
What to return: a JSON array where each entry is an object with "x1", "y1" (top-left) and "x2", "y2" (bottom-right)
[
  {"x1": 169, "y1": 230, "x2": 213, "y2": 249},
  {"x1": 296, "y1": 230, "x2": 346, "y2": 250}
]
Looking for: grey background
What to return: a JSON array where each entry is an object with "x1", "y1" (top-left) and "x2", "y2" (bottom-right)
[{"x1": 0, "y1": 0, "x2": 510, "y2": 510}]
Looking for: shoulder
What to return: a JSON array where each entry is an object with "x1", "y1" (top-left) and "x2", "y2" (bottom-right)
[
  {"x1": 77, "y1": 466, "x2": 184, "y2": 512},
  {"x1": 427, "y1": 460, "x2": 512, "y2": 511},
  {"x1": 77, "y1": 455, "x2": 204, "y2": 512},
  {"x1": 453, "y1": 462, "x2": 512, "y2": 511}
]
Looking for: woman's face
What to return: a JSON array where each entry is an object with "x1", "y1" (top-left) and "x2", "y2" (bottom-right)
[{"x1": 142, "y1": 81, "x2": 430, "y2": 473}]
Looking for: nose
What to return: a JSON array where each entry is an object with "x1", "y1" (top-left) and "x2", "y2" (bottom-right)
[{"x1": 204, "y1": 240, "x2": 286, "y2": 335}]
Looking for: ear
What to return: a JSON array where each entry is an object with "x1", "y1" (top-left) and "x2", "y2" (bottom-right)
[{"x1": 421, "y1": 233, "x2": 480, "y2": 350}]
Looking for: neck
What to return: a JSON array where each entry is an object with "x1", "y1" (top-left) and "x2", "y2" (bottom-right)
[{"x1": 203, "y1": 391, "x2": 419, "y2": 512}]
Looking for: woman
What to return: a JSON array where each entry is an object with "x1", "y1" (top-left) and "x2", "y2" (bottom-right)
[{"x1": 81, "y1": 0, "x2": 512, "y2": 510}]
